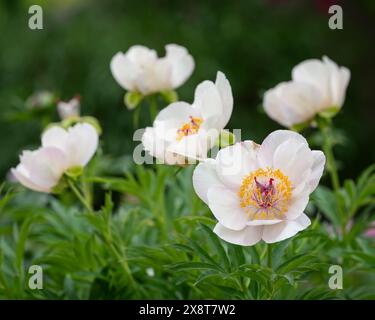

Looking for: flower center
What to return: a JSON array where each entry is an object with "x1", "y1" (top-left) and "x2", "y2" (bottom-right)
[
  {"x1": 176, "y1": 116, "x2": 203, "y2": 141},
  {"x1": 239, "y1": 167, "x2": 292, "y2": 220}
]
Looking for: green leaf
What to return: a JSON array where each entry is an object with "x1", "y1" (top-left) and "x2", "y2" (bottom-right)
[
  {"x1": 312, "y1": 186, "x2": 341, "y2": 226},
  {"x1": 276, "y1": 254, "x2": 317, "y2": 274},
  {"x1": 227, "y1": 244, "x2": 246, "y2": 267},
  {"x1": 124, "y1": 91, "x2": 143, "y2": 110},
  {"x1": 15, "y1": 216, "x2": 36, "y2": 289},
  {"x1": 199, "y1": 223, "x2": 231, "y2": 272},
  {"x1": 167, "y1": 262, "x2": 222, "y2": 272}
]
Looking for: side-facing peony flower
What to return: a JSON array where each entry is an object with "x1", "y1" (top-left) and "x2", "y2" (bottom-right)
[
  {"x1": 110, "y1": 44, "x2": 194, "y2": 96},
  {"x1": 263, "y1": 56, "x2": 350, "y2": 128},
  {"x1": 193, "y1": 130, "x2": 325, "y2": 245},
  {"x1": 142, "y1": 71, "x2": 233, "y2": 164},
  {"x1": 11, "y1": 123, "x2": 98, "y2": 193},
  {"x1": 57, "y1": 96, "x2": 80, "y2": 120}
]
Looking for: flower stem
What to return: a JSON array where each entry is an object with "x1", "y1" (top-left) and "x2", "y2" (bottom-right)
[
  {"x1": 103, "y1": 231, "x2": 137, "y2": 290},
  {"x1": 149, "y1": 95, "x2": 158, "y2": 122},
  {"x1": 317, "y1": 118, "x2": 347, "y2": 239},
  {"x1": 267, "y1": 244, "x2": 273, "y2": 269},
  {"x1": 67, "y1": 178, "x2": 93, "y2": 212},
  {"x1": 67, "y1": 176, "x2": 137, "y2": 291},
  {"x1": 318, "y1": 119, "x2": 340, "y2": 191}
]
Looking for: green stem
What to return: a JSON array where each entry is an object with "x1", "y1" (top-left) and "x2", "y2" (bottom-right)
[
  {"x1": 267, "y1": 244, "x2": 273, "y2": 269},
  {"x1": 318, "y1": 120, "x2": 340, "y2": 191},
  {"x1": 67, "y1": 178, "x2": 93, "y2": 212},
  {"x1": 149, "y1": 95, "x2": 158, "y2": 122},
  {"x1": 153, "y1": 165, "x2": 169, "y2": 241},
  {"x1": 67, "y1": 176, "x2": 137, "y2": 290},
  {"x1": 104, "y1": 234, "x2": 137, "y2": 290},
  {"x1": 317, "y1": 118, "x2": 347, "y2": 239}
]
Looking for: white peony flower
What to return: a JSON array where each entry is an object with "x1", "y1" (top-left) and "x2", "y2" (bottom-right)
[
  {"x1": 57, "y1": 96, "x2": 80, "y2": 120},
  {"x1": 110, "y1": 44, "x2": 194, "y2": 95},
  {"x1": 11, "y1": 123, "x2": 99, "y2": 193},
  {"x1": 264, "y1": 56, "x2": 350, "y2": 127},
  {"x1": 192, "y1": 130, "x2": 326, "y2": 245},
  {"x1": 142, "y1": 71, "x2": 233, "y2": 164}
]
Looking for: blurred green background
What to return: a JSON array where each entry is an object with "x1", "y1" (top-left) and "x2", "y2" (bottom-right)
[{"x1": 1, "y1": 0, "x2": 374, "y2": 182}]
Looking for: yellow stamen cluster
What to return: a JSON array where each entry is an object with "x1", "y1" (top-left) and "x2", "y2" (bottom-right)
[
  {"x1": 176, "y1": 116, "x2": 203, "y2": 141},
  {"x1": 239, "y1": 167, "x2": 292, "y2": 220}
]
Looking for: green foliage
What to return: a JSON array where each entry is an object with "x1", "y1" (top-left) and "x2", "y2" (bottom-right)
[{"x1": 0, "y1": 0, "x2": 374, "y2": 301}]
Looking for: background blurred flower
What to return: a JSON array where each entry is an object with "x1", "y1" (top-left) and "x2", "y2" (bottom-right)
[
  {"x1": 193, "y1": 130, "x2": 325, "y2": 245},
  {"x1": 11, "y1": 123, "x2": 98, "y2": 193},
  {"x1": 57, "y1": 95, "x2": 81, "y2": 120},
  {"x1": 264, "y1": 56, "x2": 350, "y2": 128},
  {"x1": 110, "y1": 44, "x2": 194, "y2": 95},
  {"x1": 25, "y1": 90, "x2": 56, "y2": 110},
  {"x1": 365, "y1": 222, "x2": 375, "y2": 238},
  {"x1": 142, "y1": 71, "x2": 233, "y2": 164}
]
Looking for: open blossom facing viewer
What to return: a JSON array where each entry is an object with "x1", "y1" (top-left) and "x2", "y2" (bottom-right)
[
  {"x1": 110, "y1": 44, "x2": 194, "y2": 95},
  {"x1": 193, "y1": 130, "x2": 325, "y2": 245},
  {"x1": 142, "y1": 71, "x2": 233, "y2": 164},
  {"x1": 11, "y1": 123, "x2": 98, "y2": 193},
  {"x1": 264, "y1": 56, "x2": 350, "y2": 128}
]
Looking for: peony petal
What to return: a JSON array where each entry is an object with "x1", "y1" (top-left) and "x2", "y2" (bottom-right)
[
  {"x1": 142, "y1": 127, "x2": 185, "y2": 165},
  {"x1": 215, "y1": 141, "x2": 259, "y2": 190},
  {"x1": 164, "y1": 44, "x2": 194, "y2": 88},
  {"x1": 125, "y1": 45, "x2": 157, "y2": 65},
  {"x1": 11, "y1": 166, "x2": 51, "y2": 193},
  {"x1": 272, "y1": 138, "x2": 313, "y2": 186},
  {"x1": 292, "y1": 58, "x2": 331, "y2": 105},
  {"x1": 213, "y1": 223, "x2": 262, "y2": 246},
  {"x1": 193, "y1": 80, "x2": 223, "y2": 121},
  {"x1": 292, "y1": 56, "x2": 350, "y2": 109},
  {"x1": 215, "y1": 71, "x2": 233, "y2": 128},
  {"x1": 110, "y1": 52, "x2": 138, "y2": 91},
  {"x1": 262, "y1": 213, "x2": 311, "y2": 243},
  {"x1": 16, "y1": 147, "x2": 68, "y2": 192},
  {"x1": 192, "y1": 159, "x2": 225, "y2": 204},
  {"x1": 246, "y1": 219, "x2": 283, "y2": 226},
  {"x1": 167, "y1": 133, "x2": 205, "y2": 161},
  {"x1": 155, "y1": 101, "x2": 199, "y2": 124},
  {"x1": 207, "y1": 186, "x2": 248, "y2": 230},
  {"x1": 257, "y1": 130, "x2": 308, "y2": 168},
  {"x1": 308, "y1": 150, "x2": 326, "y2": 192},
  {"x1": 65, "y1": 123, "x2": 99, "y2": 167},
  {"x1": 41, "y1": 126, "x2": 68, "y2": 152},
  {"x1": 284, "y1": 192, "x2": 309, "y2": 220},
  {"x1": 263, "y1": 81, "x2": 322, "y2": 127},
  {"x1": 322, "y1": 56, "x2": 350, "y2": 107}
]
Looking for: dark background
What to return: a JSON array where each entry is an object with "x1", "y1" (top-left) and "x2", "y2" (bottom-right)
[{"x1": 1, "y1": 0, "x2": 374, "y2": 182}]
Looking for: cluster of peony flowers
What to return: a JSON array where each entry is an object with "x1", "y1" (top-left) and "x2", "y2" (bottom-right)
[
  {"x1": 12, "y1": 123, "x2": 98, "y2": 193},
  {"x1": 13, "y1": 45, "x2": 352, "y2": 246}
]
